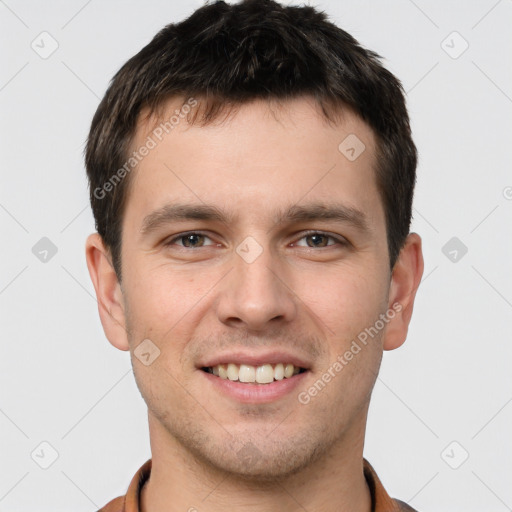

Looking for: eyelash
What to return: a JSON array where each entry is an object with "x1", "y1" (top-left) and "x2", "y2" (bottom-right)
[{"x1": 164, "y1": 230, "x2": 348, "y2": 249}]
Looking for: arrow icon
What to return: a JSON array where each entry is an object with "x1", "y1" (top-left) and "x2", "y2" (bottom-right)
[
  {"x1": 442, "y1": 236, "x2": 467, "y2": 263},
  {"x1": 441, "y1": 31, "x2": 469, "y2": 60},
  {"x1": 31, "y1": 31, "x2": 59, "y2": 60},
  {"x1": 135, "y1": 339, "x2": 161, "y2": 365},
  {"x1": 236, "y1": 236, "x2": 263, "y2": 263},
  {"x1": 31, "y1": 441, "x2": 59, "y2": 469},
  {"x1": 338, "y1": 134, "x2": 365, "y2": 161},
  {"x1": 32, "y1": 237, "x2": 58, "y2": 262},
  {"x1": 441, "y1": 440, "x2": 469, "y2": 469}
]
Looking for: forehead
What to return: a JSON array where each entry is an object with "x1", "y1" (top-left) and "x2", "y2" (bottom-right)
[
  {"x1": 126, "y1": 95, "x2": 383, "y2": 233},
  {"x1": 135, "y1": 95, "x2": 375, "y2": 147}
]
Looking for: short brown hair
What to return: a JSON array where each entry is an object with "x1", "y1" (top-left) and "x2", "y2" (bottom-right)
[{"x1": 85, "y1": 0, "x2": 417, "y2": 281}]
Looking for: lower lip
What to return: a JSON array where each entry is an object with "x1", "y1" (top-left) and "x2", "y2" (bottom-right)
[{"x1": 200, "y1": 370, "x2": 309, "y2": 404}]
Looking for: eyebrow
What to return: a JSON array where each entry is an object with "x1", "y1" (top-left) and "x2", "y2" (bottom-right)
[{"x1": 140, "y1": 202, "x2": 372, "y2": 236}]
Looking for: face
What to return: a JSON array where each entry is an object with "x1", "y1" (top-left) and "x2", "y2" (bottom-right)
[{"x1": 88, "y1": 96, "x2": 421, "y2": 481}]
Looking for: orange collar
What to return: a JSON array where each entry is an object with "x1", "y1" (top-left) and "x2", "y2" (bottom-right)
[{"x1": 99, "y1": 457, "x2": 415, "y2": 512}]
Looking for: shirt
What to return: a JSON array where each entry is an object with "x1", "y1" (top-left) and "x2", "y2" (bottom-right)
[{"x1": 98, "y1": 458, "x2": 418, "y2": 512}]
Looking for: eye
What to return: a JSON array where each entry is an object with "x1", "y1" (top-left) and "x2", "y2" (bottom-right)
[
  {"x1": 291, "y1": 231, "x2": 347, "y2": 248},
  {"x1": 164, "y1": 232, "x2": 217, "y2": 248},
  {"x1": 163, "y1": 231, "x2": 347, "y2": 250}
]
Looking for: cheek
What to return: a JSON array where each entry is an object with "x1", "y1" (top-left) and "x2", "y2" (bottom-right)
[
  {"x1": 126, "y1": 262, "x2": 210, "y2": 327},
  {"x1": 131, "y1": 356, "x2": 185, "y2": 426},
  {"x1": 124, "y1": 267, "x2": 217, "y2": 372},
  {"x1": 299, "y1": 264, "x2": 386, "y2": 336}
]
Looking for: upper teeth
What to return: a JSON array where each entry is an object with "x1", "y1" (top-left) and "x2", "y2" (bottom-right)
[{"x1": 208, "y1": 363, "x2": 301, "y2": 383}]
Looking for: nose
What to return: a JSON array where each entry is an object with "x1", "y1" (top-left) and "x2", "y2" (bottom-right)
[{"x1": 214, "y1": 243, "x2": 298, "y2": 332}]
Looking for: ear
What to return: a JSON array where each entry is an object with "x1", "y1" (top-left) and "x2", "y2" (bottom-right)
[
  {"x1": 383, "y1": 232, "x2": 424, "y2": 351},
  {"x1": 85, "y1": 233, "x2": 130, "y2": 351}
]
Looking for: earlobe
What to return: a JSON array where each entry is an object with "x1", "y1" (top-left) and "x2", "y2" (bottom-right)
[
  {"x1": 382, "y1": 232, "x2": 424, "y2": 351},
  {"x1": 85, "y1": 233, "x2": 130, "y2": 351}
]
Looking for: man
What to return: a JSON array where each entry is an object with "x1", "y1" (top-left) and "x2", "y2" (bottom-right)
[{"x1": 85, "y1": 0, "x2": 424, "y2": 510}]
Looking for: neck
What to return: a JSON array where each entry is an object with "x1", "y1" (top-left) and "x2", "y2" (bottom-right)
[{"x1": 140, "y1": 413, "x2": 372, "y2": 512}]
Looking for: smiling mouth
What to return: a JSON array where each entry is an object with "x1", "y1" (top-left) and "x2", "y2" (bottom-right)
[{"x1": 201, "y1": 363, "x2": 308, "y2": 384}]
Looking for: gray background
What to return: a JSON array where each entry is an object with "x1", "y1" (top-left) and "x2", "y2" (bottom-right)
[{"x1": 1, "y1": 0, "x2": 511, "y2": 510}]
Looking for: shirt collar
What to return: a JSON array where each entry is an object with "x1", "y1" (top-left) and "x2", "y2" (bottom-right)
[{"x1": 110, "y1": 457, "x2": 403, "y2": 512}]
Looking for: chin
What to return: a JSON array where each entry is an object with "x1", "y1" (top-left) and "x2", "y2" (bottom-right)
[{"x1": 188, "y1": 433, "x2": 327, "y2": 483}]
